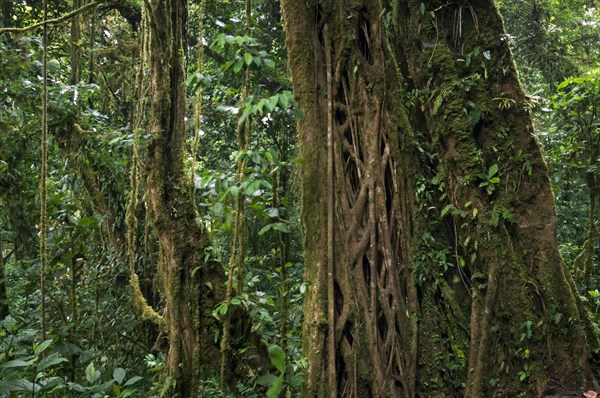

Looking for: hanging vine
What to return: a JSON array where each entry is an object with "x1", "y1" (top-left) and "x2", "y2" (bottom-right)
[
  {"x1": 191, "y1": 0, "x2": 207, "y2": 201},
  {"x1": 220, "y1": 0, "x2": 254, "y2": 389},
  {"x1": 324, "y1": 23, "x2": 337, "y2": 398},
  {"x1": 125, "y1": 6, "x2": 163, "y2": 326},
  {"x1": 39, "y1": 0, "x2": 48, "y2": 344}
]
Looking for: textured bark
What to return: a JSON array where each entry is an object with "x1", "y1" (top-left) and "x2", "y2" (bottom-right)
[
  {"x1": 282, "y1": 1, "x2": 418, "y2": 396},
  {"x1": 282, "y1": 0, "x2": 598, "y2": 396},
  {"x1": 144, "y1": 0, "x2": 218, "y2": 395}
]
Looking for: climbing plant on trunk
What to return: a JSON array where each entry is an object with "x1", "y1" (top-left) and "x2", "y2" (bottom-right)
[{"x1": 281, "y1": 0, "x2": 598, "y2": 396}]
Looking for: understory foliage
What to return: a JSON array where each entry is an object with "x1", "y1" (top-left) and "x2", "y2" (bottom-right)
[
  {"x1": 0, "y1": 0, "x2": 598, "y2": 397},
  {"x1": 1, "y1": 1, "x2": 302, "y2": 396}
]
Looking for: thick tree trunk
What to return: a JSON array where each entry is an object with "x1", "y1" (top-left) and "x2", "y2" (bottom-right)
[{"x1": 281, "y1": 0, "x2": 598, "y2": 396}]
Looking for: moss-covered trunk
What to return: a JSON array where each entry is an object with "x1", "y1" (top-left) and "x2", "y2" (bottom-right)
[
  {"x1": 144, "y1": 0, "x2": 217, "y2": 395},
  {"x1": 282, "y1": 0, "x2": 598, "y2": 396}
]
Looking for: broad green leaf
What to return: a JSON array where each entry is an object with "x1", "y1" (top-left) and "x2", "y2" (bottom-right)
[
  {"x1": 215, "y1": 302, "x2": 228, "y2": 317},
  {"x1": 272, "y1": 222, "x2": 291, "y2": 233},
  {"x1": 289, "y1": 373, "x2": 305, "y2": 388},
  {"x1": 233, "y1": 58, "x2": 244, "y2": 74},
  {"x1": 260, "y1": 179, "x2": 273, "y2": 190},
  {"x1": 124, "y1": 376, "x2": 143, "y2": 386},
  {"x1": 257, "y1": 98, "x2": 266, "y2": 113},
  {"x1": 122, "y1": 388, "x2": 138, "y2": 398},
  {"x1": 266, "y1": 374, "x2": 284, "y2": 398},
  {"x1": 557, "y1": 80, "x2": 570, "y2": 90},
  {"x1": 68, "y1": 382, "x2": 86, "y2": 392},
  {"x1": 268, "y1": 147, "x2": 279, "y2": 162},
  {"x1": 37, "y1": 354, "x2": 68, "y2": 371},
  {"x1": 244, "y1": 180, "x2": 261, "y2": 196},
  {"x1": 113, "y1": 367, "x2": 126, "y2": 384},
  {"x1": 441, "y1": 204, "x2": 454, "y2": 217},
  {"x1": 244, "y1": 52, "x2": 253, "y2": 66},
  {"x1": 258, "y1": 224, "x2": 273, "y2": 236},
  {"x1": 263, "y1": 58, "x2": 275, "y2": 69},
  {"x1": 1, "y1": 359, "x2": 30, "y2": 368},
  {"x1": 0, "y1": 379, "x2": 37, "y2": 392},
  {"x1": 268, "y1": 344, "x2": 286, "y2": 373},
  {"x1": 33, "y1": 339, "x2": 53, "y2": 355},
  {"x1": 0, "y1": 380, "x2": 27, "y2": 392},
  {"x1": 488, "y1": 164, "x2": 498, "y2": 177},
  {"x1": 279, "y1": 93, "x2": 290, "y2": 108},
  {"x1": 265, "y1": 96, "x2": 278, "y2": 112},
  {"x1": 86, "y1": 362, "x2": 100, "y2": 383},
  {"x1": 256, "y1": 374, "x2": 278, "y2": 387}
]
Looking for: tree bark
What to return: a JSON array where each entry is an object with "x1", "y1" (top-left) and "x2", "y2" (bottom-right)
[
  {"x1": 281, "y1": 0, "x2": 598, "y2": 396},
  {"x1": 144, "y1": 0, "x2": 220, "y2": 395}
]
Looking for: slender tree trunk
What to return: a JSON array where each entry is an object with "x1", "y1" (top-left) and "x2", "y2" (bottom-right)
[
  {"x1": 281, "y1": 0, "x2": 598, "y2": 396},
  {"x1": 582, "y1": 147, "x2": 598, "y2": 286},
  {"x1": 1, "y1": 0, "x2": 11, "y2": 28},
  {"x1": 144, "y1": 1, "x2": 220, "y2": 395},
  {"x1": 0, "y1": 240, "x2": 8, "y2": 320}
]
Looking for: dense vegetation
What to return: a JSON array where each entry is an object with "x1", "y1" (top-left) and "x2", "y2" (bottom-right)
[{"x1": 0, "y1": 0, "x2": 598, "y2": 396}]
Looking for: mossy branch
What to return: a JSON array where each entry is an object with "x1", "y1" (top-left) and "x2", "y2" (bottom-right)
[{"x1": 0, "y1": 1, "x2": 107, "y2": 36}]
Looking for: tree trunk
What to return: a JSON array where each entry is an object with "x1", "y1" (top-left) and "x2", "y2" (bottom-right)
[
  {"x1": 1, "y1": 0, "x2": 11, "y2": 28},
  {"x1": 144, "y1": 0, "x2": 219, "y2": 395},
  {"x1": 581, "y1": 146, "x2": 598, "y2": 287},
  {"x1": 281, "y1": 0, "x2": 598, "y2": 396},
  {"x1": 0, "y1": 240, "x2": 8, "y2": 320}
]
